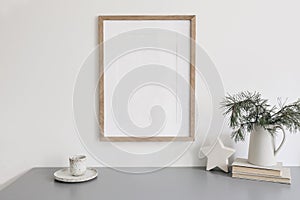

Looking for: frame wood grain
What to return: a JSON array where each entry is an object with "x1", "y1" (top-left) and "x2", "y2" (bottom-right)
[{"x1": 98, "y1": 15, "x2": 196, "y2": 142}]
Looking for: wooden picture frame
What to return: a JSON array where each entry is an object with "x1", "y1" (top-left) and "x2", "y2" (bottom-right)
[{"x1": 98, "y1": 15, "x2": 196, "y2": 142}]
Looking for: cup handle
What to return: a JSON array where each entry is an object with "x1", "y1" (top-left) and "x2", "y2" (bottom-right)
[{"x1": 274, "y1": 126, "x2": 286, "y2": 156}]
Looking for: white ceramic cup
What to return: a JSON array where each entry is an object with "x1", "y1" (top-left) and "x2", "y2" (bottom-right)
[{"x1": 69, "y1": 155, "x2": 87, "y2": 176}]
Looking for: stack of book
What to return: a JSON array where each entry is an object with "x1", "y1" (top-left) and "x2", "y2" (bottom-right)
[{"x1": 232, "y1": 158, "x2": 291, "y2": 184}]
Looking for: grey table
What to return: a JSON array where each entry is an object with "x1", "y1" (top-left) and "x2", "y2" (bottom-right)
[{"x1": 0, "y1": 167, "x2": 299, "y2": 200}]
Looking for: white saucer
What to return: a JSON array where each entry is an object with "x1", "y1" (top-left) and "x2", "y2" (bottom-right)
[{"x1": 54, "y1": 168, "x2": 98, "y2": 183}]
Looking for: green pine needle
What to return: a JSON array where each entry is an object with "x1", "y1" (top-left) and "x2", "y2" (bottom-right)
[{"x1": 221, "y1": 91, "x2": 300, "y2": 142}]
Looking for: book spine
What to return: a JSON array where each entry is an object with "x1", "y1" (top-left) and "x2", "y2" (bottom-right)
[
  {"x1": 232, "y1": 173, "x2": 291, "y2": 184},
  {"x1": 232, "y1": 166, "x2": 282, "y2": 177}
]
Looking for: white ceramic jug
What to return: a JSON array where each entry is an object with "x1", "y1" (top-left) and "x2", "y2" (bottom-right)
[{"x1": 248, "y1": 126, "x2": 286, "y2": 166}]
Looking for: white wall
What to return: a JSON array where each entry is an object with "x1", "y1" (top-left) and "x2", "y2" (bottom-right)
[{"x1": 1, "y1": 0, "x2": 300, "y2": 187}]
